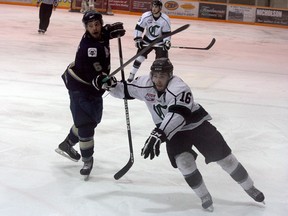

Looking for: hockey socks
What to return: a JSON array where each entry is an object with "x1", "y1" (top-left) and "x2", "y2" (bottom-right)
[
  {"x1": 175, "y1": 152, "x2": 214, "y2": 211},
  {"x1": 217, "y1": 154, "x2": 265, "y2": 203}
]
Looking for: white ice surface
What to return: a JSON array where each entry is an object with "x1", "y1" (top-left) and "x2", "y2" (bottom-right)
[{"x1": 0, "y1": 5, "x2": 288, "y2": 216}]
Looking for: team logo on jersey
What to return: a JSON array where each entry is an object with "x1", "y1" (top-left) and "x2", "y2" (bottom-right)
[
  {"x1": 145, "y1": 93, "x2": 155, "y2": 101},
  {"x1": 88, "y1": 48, "x2": 97, "y2": 57},
  {"x1": 153, "y1": 104, "x2": 167, "y2": 120},
  {"x1": 149, "y1": 25, "x2": 160, "y2": 37}
]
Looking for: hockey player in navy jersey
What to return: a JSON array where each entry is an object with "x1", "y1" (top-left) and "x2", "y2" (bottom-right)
[
  {"x1": 128, "y1": 0, "x2": 172, "y2": 82},
  {"x1": 55, "y1": 11, "x2": 125, "y2": 178},
  {"x1": 94, "y1": 58, "x2": 265, "y2": 211}
]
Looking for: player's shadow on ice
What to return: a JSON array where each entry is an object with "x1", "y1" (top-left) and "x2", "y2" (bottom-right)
[{"x1": 87, "y1": 191, "x2": 264, "y2": 213}]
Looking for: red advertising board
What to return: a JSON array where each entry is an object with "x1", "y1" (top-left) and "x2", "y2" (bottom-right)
[
  {"x1": 130, "y1": 0, "x2": 151, "y2": 12},
  {"x1": 109, "y1": 0, "x2": 129, "y2": 11}
]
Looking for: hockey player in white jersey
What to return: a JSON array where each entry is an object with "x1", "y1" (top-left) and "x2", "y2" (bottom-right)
[
  {"x1": 93, "y1": 58, "x2": 265, "y2": 211},
  {"x1": 128, "y1": 0, "x2": 171, "y2": 82}
]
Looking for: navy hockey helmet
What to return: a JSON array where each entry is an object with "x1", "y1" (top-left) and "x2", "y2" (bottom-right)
[
  {"x1": 152, "y1": 0, "x2": 163, "y2": 8},
  {"x1": 82, "y1": 11, "x2": 103, "y2": 26},
  {"x1": 150, "y1": 58, "x2": 173, "y2": 78}
]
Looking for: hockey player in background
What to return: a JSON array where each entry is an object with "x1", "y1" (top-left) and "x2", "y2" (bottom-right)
[
  {"x1": 94, "y1": 58, "x2": 265, "y2": 211},
  {"x1": 36, "y1": 0, "x2": 58, "y2": 34},
  {"x1": 55, "y1": 11, "x2": 125, "y2": 178},
  {"x1": 127, "y1": 0, "x2": 171, "y2": 82},
  {"x1": 80, "y1": 0, "x2": 89, "y2": 13}
]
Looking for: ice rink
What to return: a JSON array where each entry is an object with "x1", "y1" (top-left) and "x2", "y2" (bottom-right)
[{"x1": 0, "y1": 4, "x2": 288, "y2": 216}]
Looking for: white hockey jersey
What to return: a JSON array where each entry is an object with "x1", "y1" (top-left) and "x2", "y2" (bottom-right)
[
  {"x1": 134, "y1": 11, "x2": 171, "y2": 46},
  {"x1": 109, "y1": 75, "x2": 212, "y2": 140}
]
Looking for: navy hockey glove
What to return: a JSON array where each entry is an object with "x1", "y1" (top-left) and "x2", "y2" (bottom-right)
[
  {"x1": 134, "y1": 37, "x2": 144, "y2": 49},
  {"x1": 141, "y1": 128, "x2": 167, "y2": 160},
  {"x1": 163, "y1": 40, "x2": 171, "y2": 51},
  {"x1": 104, "y1": 22, "x2": 126, "y2": 39},
  {"x1": 92, "y1": 74, "x2": 117, "y2": 91}
]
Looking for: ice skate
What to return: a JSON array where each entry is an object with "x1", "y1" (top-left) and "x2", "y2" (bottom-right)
[
  {"x1": 80, "y1": 157, "x2": 93, "y2": 181},
  {"x1": 127, "y1": 73, "x2": 135, "y2": 82},
  {"x1": 55, "y1": 137, "x2": 81, "y2": 162},
  {"x1": 201, "y1": 193, "x2": 214, "y2": 212},
  {"x1": 245, "y1": 186, "x2": 265, "y2": 204},
  {"x1": 38, "y1": 29, "x2": 45, "y2": 34}
]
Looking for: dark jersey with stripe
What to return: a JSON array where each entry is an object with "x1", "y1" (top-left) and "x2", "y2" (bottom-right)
[{"x1": 62, "y1": 30, "x2": 111, "y2": 95}]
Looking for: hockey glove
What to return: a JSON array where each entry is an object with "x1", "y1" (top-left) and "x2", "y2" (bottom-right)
[
  {"x1": 163, "y1": 40, "x2": 171, "y2": 51},
  {"x1": 104, "y1": 22, "x2": 126, "y2": 39},
  {"x1": 134, "y1": 37, "x2": 144, "y2": 49},
  {"x1": 92, "y1": 74, "x2": 117, "y2": 91},
  {"x1": 141, "y1": 128, "x2": 167, "y2": 160}
]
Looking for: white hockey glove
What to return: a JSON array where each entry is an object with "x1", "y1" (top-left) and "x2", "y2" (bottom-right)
[
  {"x1": 141, "y1": 128, "x2": 167, "y2": 160},
  {"x1": 134, "y1": 37, "x2": 144, "y2": 49},
  {"x1": 92, "y1": 74, "x2": 117, "y2": 91},
  {"x1": 104, "y1": 22, "x2": 126, "y2": 39},
  {"x1": 163, "y1": 40, "x2": 171, "y2": 51}
]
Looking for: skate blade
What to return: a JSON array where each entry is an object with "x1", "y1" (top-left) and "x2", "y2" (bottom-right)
[
  {"x1": 83, "y1": 175, "x2": 90, "y2": 181},
  {"x1": 55, "y1": 148, "x2": 79, "y2": 162},
  {"x1": 205, "y1": 205, "x2": 214, "y2": 212},
  {"x1": 80, "y1": 169, "x2": 92, "y2": 181}
]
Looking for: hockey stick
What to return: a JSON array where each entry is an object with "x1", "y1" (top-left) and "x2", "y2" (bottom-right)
[
  {"x1": 143, "y1": 38, "x2": 216, "y2": 50},
  {"x1": 171, "y1": 38, "x2": 216, "y2": 50},
  {"x1": 114, "y1": 37, "x2": 134, "y2": 180}
]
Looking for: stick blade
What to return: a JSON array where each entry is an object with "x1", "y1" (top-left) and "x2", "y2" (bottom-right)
[
  {"x1": 114, "y1": 159, "x2": 134, "y2": 180},
  {"x1": 205, "y1": 38, "x2": 216, "y2": 50},
  {"x1": 171, "y1": 37, "x2": 216, "y2": 50}
]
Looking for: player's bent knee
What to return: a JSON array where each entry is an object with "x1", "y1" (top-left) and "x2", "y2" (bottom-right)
[
  {"x1": 217, "y1": 153, "x2": 238, "y2": 173},
  {"x1": 217, "y1": 154, "x2": 249, "y2": 183},
  {"x1": 175, "y1": 152, "x2": 197, "y2": 176}
]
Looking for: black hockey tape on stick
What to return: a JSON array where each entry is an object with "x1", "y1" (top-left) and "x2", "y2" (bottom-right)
[{"x1": 114, "y1": 37, "x2": 134, "y2": 180}]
